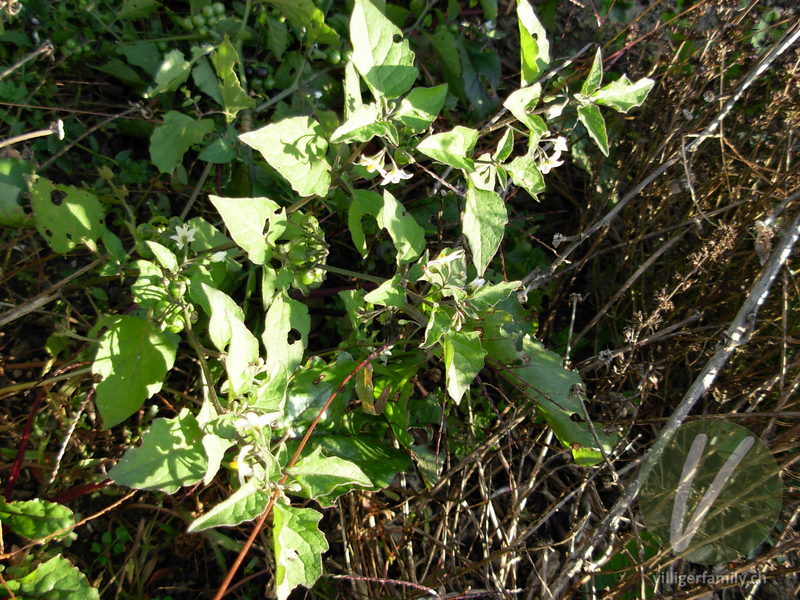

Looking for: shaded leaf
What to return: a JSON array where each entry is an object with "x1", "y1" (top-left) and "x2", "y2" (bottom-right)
[{"x1": 463, "y1": 183, "x2": 507, "y2": 276}]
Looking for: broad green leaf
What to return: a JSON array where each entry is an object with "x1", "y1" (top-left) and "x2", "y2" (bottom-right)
[
  {"x1": 493, "y1": 128, "x2": 514, "y2": 162},
  {"x1": 503, "y1": 84, "x2": 546, "y2": 138},
  {"x1": 463, "y1": 183, "x2": 507, "y2": 276},
  {"x1": 109, "y1": 409, "x2": 207, "y2": 492},
  {"x1": 421, "y1": 305, "x2": 452, "y2": 349},
  {"x1": 203, "y1": 284, "x2": 259, "y2": 395},
  {"x1": 350, "y1": 0, "x2": 418, "y2": 100},
  {"x1": 343, "y1": 60, "x2": 363, "y2": 119},
  {"x1": 468, "y1": 151, "x2": 496, "y2": 192},
  {"x1": 577, "y1": 103, "x2": 609, "y2": 156},
  {"x1": 393, "y1": 84, "x2": 448, "y2": 132},
  {"x1": 363, "y1": 274, "x2": 405, "y2": 308},
  {"x1": 270, "y1": 0, "x2": 338, "y2": 45},
  {"x1": 0, "y1": 158, "x2": 33, "y2": 227},
  {"x1": 289, "y1": 447, "x2": 372, "y2": 507},
  {"x1": 457, "y1": 36, "x2": 500, "y2": 118},
  {"x1": 92, "y1": 315, "x2": 178, "y2": 428},
  {"x1": 120, "y1": 0, "x2": 160, "y2": 20},
  {"x1": 2, "y1": 556, "x2": 99, "y2": 600},
  {"x1": 263, "y1": 291, "x2": 311, "y2": 374},
  {"x1": 283, "y1": 355, "x2": 356, "y2": 427},
  {"x1": 149, "y1": 111, "x2": 215, "y2": 173},
  {"x1": 145, "y1": 49, "x2": 192, "y2": 97},
  {"x1": 209, "y1": 195, "x2": 279, "y2": 264},
  {"x1": 349, "y1": 189, "x2": 425, "y2": 264},
  {"x1": 468, "y1": 281, "x2": 520, "y2": 311},
  {"x1": 240, "y1": 117, "x2": 331, "y2": 197},
  {"x1": 330, "y1": 103, "x2": 398, "y2": 145},
  {"x1": 211, "y1": 37, "x2": 256, "y2": 121},
  {"x1": 0, "y1": 499, "x2": 74, "y2": 540},
  {"x1": 517, "y1": 0, "x2": 550, "y2": 85},
  {"x1": 581, "y1": 47, "x2": 603, "y2": 95},
  {"x1": 118, "y1": 41, "x2": 161, "y2": 76},
  {"x1": 95, "y1": 58, "x2": 146, "y2": 85},
  {"x1": 30, "y1": 177, "x2": 107, "y2": 254},
  {"x1": 267, "y1": 15, "x2": 290, "y2": 59},
  {"x1": 506, "y1": 154, "x2": 545, "y2": 198},
  {"x1": 131, "y1": 260, "x2": 168, "y2": 309},
  {"x1": 187, "y1": 481, "x2": 268, "y2": 532},
  {"x1": 199, "y1": 135, "x2": 237, "y2": 163},
  {"x1": 202, "y1": 431, "x2": 234, "y2": 485},
  {"x1": 272, "y1": 503, "x2": 328, "y2": 600},
  {"x1": 479, "y1": 0, "x2": 498, "y2": 20},
  {"x1": 192, "y1": 56, "x2": 223, "y2": 104},
  {"x1": 144, "y1": 240, "x2": 178, "y2": 272},
  {"x1": 416, "y1": 126, "x2": 478, "y2": 171},
  {"x1": 315, "y1": 434, "x2": 410, "y2": 488},
  {"x1": 591, "y1": 75, "x2": 655, "y2": 113},
  {"x1": 442, "y1": 330, "x2": 486, "y2": 404},
  {"x1": 427, "y1": 25, "x2": 462, "y2": 94}
]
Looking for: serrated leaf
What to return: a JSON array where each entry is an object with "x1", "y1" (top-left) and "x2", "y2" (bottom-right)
[
  {"x1": 506, "y1": 154, "x2": 545, "y2": 198},
  {"x1": 442, "y1": 330, "x2": 486, "y2": 404},
  {"x1": 263, "y1": 291, "x2": 310, "y2": 375},
  {"x1": 363, "y1": 275, "x2": 405, "y2": 308},
  {"x1": 211, "y1": 37, "x2": 256, "y2": 121},
  {"x1": 416, "y1": 126, "x2": 478, "y2": 171},
  {"x1": 3, "y1": 556, "x2": 99, "y2": 600},
  {"x1": 289, "y1": 447, "x2": 372, "y2": 507},
  {"x1": 493, "y1": 128, "x2": 514, "y2": 162},
  {"x1": 92, "y1": 315, "x2": 178, "y2": 428},
  {"x1": 240, "y1": 117, "x2": 331, "y2": 197},
  {"x1": 272, "y1": 503, "x2": 328, "y2": 600},
  {"x1": 330, "y1": 103, "x2": 397, "y2": 144},
  {"x1": 350, "y1": 0, "x2": 418, "y2": 100},
  {"x1": 581, "y1": 47, "x2": 604, "y2": 95},
  {"x1": 30, "y1": 177, "x2": 107, "y2": 254},
  {"x1": 209, "y1": 195, "x2": 279, "y2": 264},
  {"x1": 393, "y1": 84, "x2": 448, "y2": 132},
  {"x1": 517, "y1": 0, "x2": 550, "y2": 85},
  {"x1": 109, "y1": 409, "x2": 207, "y2": 493},
  {"x1": 463, "y1": 183, "x2": 507, "y2": 276},
  {"x1": 149, "y1": 111, "x2": 215, "y2": 173},
  {"x1": 0, "y1": 499, "x2": 74, "y2": 540},
  {"x1": 187, "y1": 481, "x2": 268, "y2": 532},
  {"x1": 591, "y1": 75, "x2": 655, "y2": 113},
  {"x1": 577, "y1": 103, "x2": 609, "y2": 156}
]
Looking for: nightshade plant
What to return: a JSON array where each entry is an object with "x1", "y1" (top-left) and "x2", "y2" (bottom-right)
[{"x1": 1, "y1": 0, "x2": 653, "y2": 597}]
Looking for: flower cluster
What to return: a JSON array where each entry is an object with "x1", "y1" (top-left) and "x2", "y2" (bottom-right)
[{"x1": 357, "y1": 151, "x2": 413, "y2": 186}]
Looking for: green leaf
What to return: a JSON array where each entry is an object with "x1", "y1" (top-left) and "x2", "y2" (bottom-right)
[
  {"x1": 187, "y1": 481, "x2": 268, "y2": 532},
  {"x1": 493, "y1": 128, "x2": 514, "y2": 162},
  {"x1": 421, "y1": 304, "x2": 452, "y2": 349},
  {"x1": 131, "y1": 260, "x2": 168, "y2": 309},
  {"x1": 517, "y1": 0, "x2": 550, "y2": 85},
  {"x1": 202, "y1": 431, "x2": 234, "y2": 485},
  {"x1": 92, "y1": 315, "x2": 179, "y2": 428},
  {"x1": 145, "y1": 49, "x2": 192, "y2": 97},
  {"x1": 581, "y1": 47, "x2": 603, "y2": 95},
  {"x1": 393, "y1": 84, "x2": 448, "y2": 132},
  {"x1": 442, "y1": 330, "x2": 486, "y2": 404},
  {"x1": 263, "y1": 291, "x2": 311, "y2": 375},
  {"x1": 503, "y1": 84, "x2": 547, "y2": 140},
  {"x1": 211, "y1": 37, "x2": 256, "y2": 121},
  {"x1": 118, "y1": 41, "x2": 161, "y2": 76},
  {"x1": 348, "y1": 189, "x2": 425, "y2": 264},
  {"x1": 270, "y1": 0, "x2": 338, "y2": 45},
  {"x1": 350, "y1": 0, "x2": 418, "y2": 100},
  {"x1": 239, "y1": 117, "x2": 331, "y2": 198},
  {"x1": 2, "y1": 556, "x2": 99, "y2": 600},
  {"x1": 272, "y1": 503, "x2": 328, "y2": 600},
  {"x1": 144, "y1": 240, "x2": 178, "y2": 272},
  {"x1": 149, "y1": 111, "x2": 215, "y2": 173},
  {"x1": 0, "y1": 499, "x2": 74, "y2": 540},
  {"x1": 200, "y1": 135, "x2": 237, "y2": 163},
  {"x1": 506, "y1": 154, "x2": 545, "y2": 198},
  {"x1": 192, "y1": 56, "x2": 223, "y2": 104},
  {"x1": 591, "y1": 75, "x2": 655, "y2": 113},
  {"x1": 95, "y1": 58, "x2": 147, "y2": 85},
  {"x1": 468, "y1": 281, "x2": 520, "y2": 311},
  {"x1": 577, "y1": 103, "x2": 609, "y2": 156},
  {"x1": 343, "y1": 60, "x2": 363, "y2": 119},
  {"x1": 463, "y1": 183, "x2": 507, "y2": 276},
  {"x1": 330, "y1": 103, "x2": 398, "y2": 145},
  {"x1": 363, "y1": 274, "x2": 405, "y2": 308},
  {"x1": 457, "y1": 36, "x2": 499, "y2": 118},
  {"x1": 30, "y1": 177, "x2": 107, "y2": 254},
  {"x1": 203, "y1": 284, "x2": 259, "y2": 395},
  {"x1": 120, "y1": 0, "x2": 160, "y2": 20},
  {"x1": 0, "y1": 158, "x2": 33, "y2": 227},
  {"x1": 209, "y1": 195, "x2": 279, "y2": 264},
  {"x1": 109, "y1": 409, "x2": 207, "y2": 493},
  {"x1": 289, "y1": 447, "x2": 372, "y2": 507},
  {"x1": 479, "y1": 0, "x2": 498, "y2": 20},
  {"x1": 314, "y1": 434, "x2": 410, "y2": 488},
  {"x1": 267, "y1": 15, "x2": 290, "y2": 59},
  {"x1": 416, "y1": 126, "x2": 478, "y2": 171}
]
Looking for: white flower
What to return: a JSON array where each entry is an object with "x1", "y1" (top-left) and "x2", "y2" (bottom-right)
[
  {"x1": 553, "y1": 136, "x2": 568, "y2": 154},
  {"x1": 234, "y1": 411, "x2": 280, "y2": 430},
  {"x1": 380, "y1": 166, "x2": 413, "y2": 186},
  {"x1": 357, "y1": 151, "x2": 387, "y2": 176},
  {"x1": 539, "y1": 154, "x2": 564, "y2": 174},
  {"x1": 468, "y1": 277, "x2": 486, "y2": 290},
  {"x1": 209, "y1": 250, "x2": 228, "y2": 263},
  {"x1": 169, "y1": 223, "x2": 197, "y2": 249}
]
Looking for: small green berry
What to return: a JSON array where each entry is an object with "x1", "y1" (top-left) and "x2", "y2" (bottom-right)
[
  {"x1": 327, "y1": 48, "x2": 341, "y2": 65},
  {"x1": 202, "y1": 5, "x2": 215, "y2": 18},
  {"x1": 264, "y1": 76, "x2": 276, "y2": 89},
  {"x1": 65, "y1": 38, "x2": 78, "y2": 51},
  {"x1": 192, "y1": 13, "x2": 206, "y2": 27},
  {"x1": 213, "y1": 2, "x2": 225, "y2": 16}
]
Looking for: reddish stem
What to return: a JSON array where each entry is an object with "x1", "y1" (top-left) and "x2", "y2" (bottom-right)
[
  {"x1": 48, "y1": 479, "x2": 112, "y2": 504},
  {"x1": 3, "y1": 389, "x2": 44, "y2": 498}
]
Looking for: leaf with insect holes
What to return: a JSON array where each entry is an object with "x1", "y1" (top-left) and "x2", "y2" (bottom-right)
[
  {"x1": 350, "y1": 0, "x2": 418, "y2": 100},
  {"x1": 273, "y1": 502, "x2": 329, "y2": 600},
  {"x1": 92, "y1": 315, "x2": 178, "y2": 428},
  {"x1": 517, "y1": 0, "x2": 550, "y2": 85},
  {"x1": 263, "y1": 291, "x2": 311, "y2": 375},
  {"x1": 348, "y1": 189, "x2": 425, "y2": 264}
]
